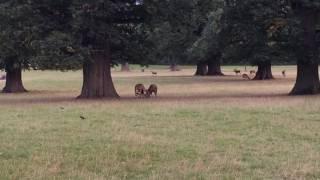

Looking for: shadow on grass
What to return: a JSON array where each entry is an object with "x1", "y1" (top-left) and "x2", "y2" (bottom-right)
[{"x1": 0, "y1": 92, "x2": 305, "y2": 106}]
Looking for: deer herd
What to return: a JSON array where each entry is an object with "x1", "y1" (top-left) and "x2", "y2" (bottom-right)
[
  {"x1": 233, "y1": 69, "x2": 286, "y2": 80},
  {"x1": 135, "y1": 84, "x2": 158, "y2": 98}
]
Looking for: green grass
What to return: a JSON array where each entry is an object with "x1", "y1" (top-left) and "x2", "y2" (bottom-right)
[{"x1": 0, "y1": 65, "x2": 320, "y2": 179}]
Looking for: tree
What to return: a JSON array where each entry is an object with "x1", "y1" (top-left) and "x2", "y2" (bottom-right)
[
  {"x1": 0, "y1": 0, "x2": 79, "y2": 93},
  {"x1": 33, "y1": 0, "x2": 146, "y2": 99},
  {"x1": 146, "y1": 0, "x2": 197, "y2": 70},
  {"x1": 184, "y1": 0, "x2": 225, "y2": 76},
  {"x1": 76, "y1": 1, "x2": 146, "y2": 98},
  {"x1": 289, "y1": 0, "x2": 320, "y2": 95},
  {"x1": 0, "y1": 1, "x2": 36, "y2": 93},
  {"x1": 222, "y1": 0, "x2": 290, "y2": 80}
]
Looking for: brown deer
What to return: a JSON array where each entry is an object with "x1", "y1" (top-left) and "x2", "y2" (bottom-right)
[
  {"x1": 234, "y1": 69, "x2": 241, "y2": 75},
  {"x1": 151, "y1": 71, "x2": 157, "y2": 75},
  {"x1": 145, "y1": 84, "x2": 158, "y2": 97},
  {"x1": 242, "y1": 74, "x2": 251, "y2": 80},
  {"x1": 282, "y1": 70, "x2": 286, "y2": 77},
  {"x1": 135, "y1": 84, "x2": 146, "y2": 97},
  {"x1": 250, "y1": 70, "x2": 256, "y2": 75}
]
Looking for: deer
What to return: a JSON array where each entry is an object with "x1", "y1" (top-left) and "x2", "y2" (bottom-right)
[
  {"x1": 145, "y1": 84, "x2": 158, "y2": 97},
  {"x1": 234, "y1": 69, "x2": 241, "y2": 75},
  {"x1": 151, "y1": 71, "x2": 157, "y2": 76},
  {"x1": 242, "y1": 74, "x2": 251, "y2": 80},
  {"x1": 282, "y1": 70, "x2": 286, "y2": 78},
  {"x1": 135, "y1": 84, "x2": 146, "y2": 97},
  {"x1": 250, "y1": 70, "x2": 256, "y2": 75}
]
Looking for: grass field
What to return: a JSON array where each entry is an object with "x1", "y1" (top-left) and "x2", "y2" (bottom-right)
[{"x1": 1, "y1": 65, "x2": 320, "y2": 179}]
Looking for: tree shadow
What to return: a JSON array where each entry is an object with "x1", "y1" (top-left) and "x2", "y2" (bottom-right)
[{"x1": 0, "y1": 92, "x2": 299, "y2": 106}]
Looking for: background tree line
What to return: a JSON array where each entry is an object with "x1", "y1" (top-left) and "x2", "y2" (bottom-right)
[{"x1": 0, "y1": 0, "x2": 319, "y2": 98}]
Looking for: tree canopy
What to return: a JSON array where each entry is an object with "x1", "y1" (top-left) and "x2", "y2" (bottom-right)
[{"x1": 0, "y1": 0, "x2": 320, "y2": 96}]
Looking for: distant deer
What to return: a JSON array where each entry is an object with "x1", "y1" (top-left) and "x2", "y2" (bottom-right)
[
  {"x1": 135, "y1": 84, "x2": 146, "y2": 97},
  {"x1": 145, "y1": 84, "x2": 158, "y2": 97},
  {"x1": 152, "y1": 71, "x2": 157, "y2": 76},
  {"x1": 282, "y1": 70, "x2": 286, "y2": 77},
  {"x1": 234, "y1": 69, "x2": 241, "y2": 75},
  {"x1": 250, "y1": 70, "x2": 256, "y2": 75},
  {"x1": 242, "y1": 74, "x2": 251, "y2": 80}
]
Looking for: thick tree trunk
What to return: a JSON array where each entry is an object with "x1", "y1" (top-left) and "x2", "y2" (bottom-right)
[
  {"x1": 195, "y1": 62, "x2": 207, "y2": 76},
  {"x1": 290, "y1": 9, "x2": 320, "y2": 95},
  {"x1": 207, "y1": 59, "x2": 224, "y2": 76},
  {"x1": 290, "y1": 61, "x2": 320, "y2": 95},
  {"x1": 253, "y1": 61, "x2": 274, "y2": 80},
  {"x1": 121, "y1": 62, "x2": 130, "y2": 72},
  {"x1": 2, "y1": 65, "x2": 27, "y2": 93},
  {"x1": 78, "y1": 50, "x2": 119, "y2": 99}
]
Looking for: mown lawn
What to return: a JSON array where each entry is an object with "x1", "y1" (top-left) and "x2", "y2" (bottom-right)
[{"x1": 0, "y1": 66, "x2": 320, "y2": 179}]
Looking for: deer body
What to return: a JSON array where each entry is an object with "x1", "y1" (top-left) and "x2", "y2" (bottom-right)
[
  {"x1": 242, "y1": 74, "x2": 251, "y2": 80},
  {"x1": 146, "y1": 84, "x2": 158, "y2": 97},
  {"x1": 135, "y1": 84, "x2": 146, "y2": 97},
  {"x1": 282, "y1": 70, "x2": 286, "y2": 77},
  {"x1": 234, "y1": 69, "x2": 241, "y2": 75},
  {"x1": 250, "y1": 70, "x2": 256, "y2": 75}
]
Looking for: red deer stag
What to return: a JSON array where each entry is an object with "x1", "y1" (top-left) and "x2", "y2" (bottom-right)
[
  {"x1": 135, "y1": 84, "x2": 146, "y2": 97},
  {"x1": 146, "y1": 84, "x2": 158, "y2": 97},
  {"x1": 242, "y1": 74, "x2": 251, "y2": 80}
]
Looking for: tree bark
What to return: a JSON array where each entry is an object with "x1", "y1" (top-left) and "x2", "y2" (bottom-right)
[
  {"x1": 78, "y1": 50, "x2": 119, "y2": 99},
  {"x1": 290, "y1": 9, "x2": 320, "y2": 95},
  {"x1": 195, "y1": 62, "x2": 207, "y2": 76},
  {"x1": 121, "y1": 62, "x2": 130, "y2": 72},
  {"x1": 253, "y1": 61, "x2": 274, "y2": 80},
  {"x1": 207, "y1": 59, "x2": 224, "y2": 76},
  {"x1": 290, "y1": 61, "x2": 320, "y2": 95},
  {"x1": 2, "y1": 64, "x2": 27, "y2": 93}
]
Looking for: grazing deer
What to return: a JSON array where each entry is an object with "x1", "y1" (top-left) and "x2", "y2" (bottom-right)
[
  {"x1": 234, "y1": 69, "x2": 241, "y2": 75},
  {"x1": 135, "y1": 84, "x2": 146, "y2": 97},
  {"x1": 145, "y1": 84, "x2": 158, "y2": 97},
  {"x1": 152, "y1": 71, "x2": 157, "y2": 76},
  {"x1": 250, "y1": 70, "x2": 256, "y2": 75},
  {"x1": 282, "y1": 70, "x2": 286, "y2": 77},
  {"x1": 242, "y1": 74, "x2": 251, "y2": 80}
]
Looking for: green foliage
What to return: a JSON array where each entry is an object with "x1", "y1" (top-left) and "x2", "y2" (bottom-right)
[
  {"x1": 146, "y1": 0, "x2": 224, "y2": 65},
  {"x1": 1, "y1": 0, "x2": 319, "y2": 71},
  {"x1": 0, "y1": 1, "x2": 38, "y2": 70},
  {"x1": 0, "y1": 0, "x2": 147, "y2": 71},
  {"x1": 220, "y1": 0, "x2": 292, "y2": 65}
]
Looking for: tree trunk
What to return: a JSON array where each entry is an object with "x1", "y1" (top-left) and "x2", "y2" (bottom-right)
[
  {"x1": 253, "y1": 61, "x2": 274, "y2": 80},
  {"x1": 121, "y1": 62, "x2": 130, "y2": 72},
  {"x1": 290, "y1": 9, "x2": 320, "y2": 95},
  {"x1": 2, "y1": 65, "x2": 27, "y2": 93},
  {"x1": 290, "y1": 61, "x2": 320, "y2": 95},
  {"x1": 195, "y1": 62, "x2": 207, "y2": 76},
  {"x1": 207, "y1": 59, "x2": 224, "y2": 76},
  {"x1": 78, "y1": 50, "x2": 119, "y2": 99}
]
